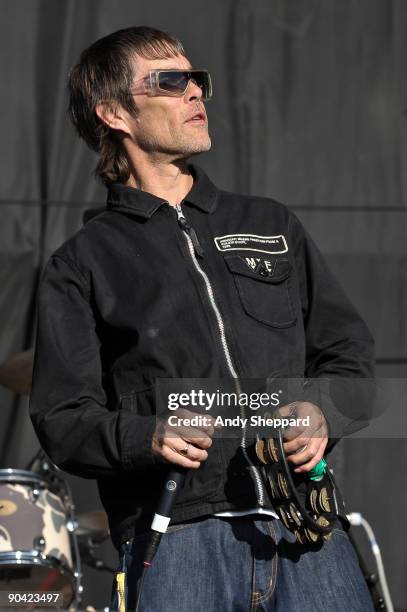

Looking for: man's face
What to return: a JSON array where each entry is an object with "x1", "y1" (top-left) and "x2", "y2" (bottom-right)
[{"x1": 123, "y1": 54, "x2": 211, "y2": 159}]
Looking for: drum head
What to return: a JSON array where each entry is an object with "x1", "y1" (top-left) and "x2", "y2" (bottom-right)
[{"x1": 0, "y1": 555, "x2": 75, "y2": 609}]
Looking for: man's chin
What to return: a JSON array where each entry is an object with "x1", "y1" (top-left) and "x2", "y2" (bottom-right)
[
  {"x1": 170, "y1": 140, "x2": 212, "y2": 161},
  {"x1": 188, "y1": 143, "x2": 212, "y2": 157},
  {"x1": 186, "y1": 137, "x2": 212, "y2": 155}
]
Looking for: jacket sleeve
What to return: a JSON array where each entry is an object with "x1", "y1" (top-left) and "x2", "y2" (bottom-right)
[
  {"x1": 29, "y1": 255, "x2": 157, "y2": 478},
  {"x1": 289, "y1": 212, "x2": 375, "y2": 445}
]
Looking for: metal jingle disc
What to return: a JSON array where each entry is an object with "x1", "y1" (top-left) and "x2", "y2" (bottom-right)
[
  {"x1": 315, "y1": 515, "x2": 333, "y2": 541},
  {"x1": 277, "y1": 472, "x2": 290, "y2": 499},
  {"x1": 267, "y1": 437, "x2": 279, "y2": 463},
  {"x1": 264, "y1": 439, "x2": 274, "y2": 464},
  {"x1": 318, "y1": 486, "x2": 331, "y2": 513},
  {"x1": 267, "y1": 475, "x2": 280, "y2": 500},
  {"x1": 316, "y1": 515, "x2": 331, "y2": 528},
  {"x1": 294, "y1": 529, "x2": 306, "y2": 544},
  {"x1": 255, "y1": 439, "x2": 268, "y2": 465},
  {"x1": 277, "y1": 505, "x2": 292, "y2": 531},
  {"x1": 309, "y1": 488, "x2": 319, "y2": 513},
  {"x1": 288, "y1": 503, "x2": 302, "y2": 527},
  {"x1": 304, "y1": 527, "x2": 320, "y2": 544}
]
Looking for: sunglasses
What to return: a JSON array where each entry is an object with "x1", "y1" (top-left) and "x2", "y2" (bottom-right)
[{"x1": 131, "y1": 69, "x2": 212, "y2": 101}]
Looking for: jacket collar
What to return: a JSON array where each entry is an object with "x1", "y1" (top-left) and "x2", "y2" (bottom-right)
[{"x1": 106, "y1": 164, "x2": 219, "y2": 219}]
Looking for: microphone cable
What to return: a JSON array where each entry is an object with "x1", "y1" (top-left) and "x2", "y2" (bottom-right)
[{"x1": 347, "y1": 512, "x2": 394, "y2": 612}]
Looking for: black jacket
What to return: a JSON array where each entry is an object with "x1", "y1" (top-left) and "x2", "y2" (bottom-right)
[{"x1": 30, "y1": 165, "x2": 374, "y2": 548}]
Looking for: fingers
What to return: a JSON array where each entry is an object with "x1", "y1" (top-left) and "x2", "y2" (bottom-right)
[
  {"x1": 277, "y1": 403, "x2": 318, "y2": 443},
  {"x1": 278, "y1": 402, "x2": 328, "y2": 474},
  {"x1": 169, "y1": 436, "x2": 209, "y2": 463},
  {"x1": 152, "y1": 410, "x2": 217, "y2": 469},
  {"x1": 283, "y1": 435, "x2": 312, "y2": 455},
  {"x1": 293, "y1": 437, "x2": 328, "y2": 473},
  {"x1": 168, "y1": 424, "x2": 213, "y2": 449},
  {"x1": 152, "y1": 434, "x2": 207, "y2": 469},
  {"x1": 173, "y1": 409, "x2": 217, "y2": 438},
  {"x1": 282, "y1": 422, "x2": 327, "y2": 454},
  {"x1": 285, "y1": 432, "x2": 328, "y2": 473},
  {"x1": 281, "y1": 401, "x2": 329, "y2": 474},
  {"x1": 158, "y1": 442, "x2": 204, "y2": 470},
  {"x1": 166, "y1": 409, "x2": 217, "y2": 450},
  {"x1": 278, "y1": 402, "x2": 325, "y2": 436}
]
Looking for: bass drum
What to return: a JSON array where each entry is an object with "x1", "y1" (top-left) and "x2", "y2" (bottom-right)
[{"x1": 0, "y1": 469, "x2": 76, "y2": 609}]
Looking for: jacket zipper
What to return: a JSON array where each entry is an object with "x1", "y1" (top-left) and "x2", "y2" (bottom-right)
[{"x1": 174, "y1": 203, "x2": 266, "y2": 506}]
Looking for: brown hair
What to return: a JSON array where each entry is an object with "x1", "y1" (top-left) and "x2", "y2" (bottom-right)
[{"x1": 68, "y1": 26, "x2": 186, "y2": 185}]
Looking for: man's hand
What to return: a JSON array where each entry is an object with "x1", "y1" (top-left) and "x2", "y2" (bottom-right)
[
  {"x1": 152, "y1": 409, "x2": 216, "y2": 469},
  {"x1": 276, "y1": 401, "x2": 328, "y2": 473}
]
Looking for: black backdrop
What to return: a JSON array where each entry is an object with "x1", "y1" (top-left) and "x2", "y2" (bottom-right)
[{"x1": 1, "y1": 1, "x2": 406, "y2": 609}]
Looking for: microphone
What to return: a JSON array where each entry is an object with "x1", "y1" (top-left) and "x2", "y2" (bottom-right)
[{"x1": 142, "y1": 467, "x2": 187, "y2": 566}]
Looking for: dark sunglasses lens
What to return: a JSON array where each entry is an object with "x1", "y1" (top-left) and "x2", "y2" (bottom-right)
[
  {"x1": 158, "y1": 71, "x2": 212, "y2": 99},
  {"x1": 158, "y1": 72, "x2": 189, "y2": 94},
  {"x1": 191, "y1": 72, "x2": 211, "y2": 99}
]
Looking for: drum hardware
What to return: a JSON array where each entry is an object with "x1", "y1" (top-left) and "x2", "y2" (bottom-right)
[
  {"x1": 75, "y1": 511, "x2": 109, "y2": 540},
  {"x1": 66, "y1": 519, "x2": 78, "y2": 533},
  {"x1": 30, "y1": 488, "x2": 41, "y2": 503},
  {"x1": 74, "y1": 510, "x2": 113, "y2": 574},
  {"x1": 33, "y1": 537, "x2": 46, "y2": 552},
  {"x1": 0, "y1": 468, "x2": 47, "y2": 489},
  {"x1": 44, "y1": 457, "x2": 84, "y2": 604},
  {"x1": 77, "y1": 538, "x2": 115, "y2": 575}
]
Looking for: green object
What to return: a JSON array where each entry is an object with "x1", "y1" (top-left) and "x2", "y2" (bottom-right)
[{"x1": 309, "y1": 458, "x2": 327, "y2": 481}]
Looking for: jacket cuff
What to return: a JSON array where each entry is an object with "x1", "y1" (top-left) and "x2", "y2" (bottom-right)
[
  {"x1": 119, "y1": 413, "x2": 157, "y2": 471},
  {"x1": 300, "y1": 377, "x2": 373, "y2": 448}
]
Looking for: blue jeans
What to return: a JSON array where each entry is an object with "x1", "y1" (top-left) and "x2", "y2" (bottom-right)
[{"x1": 111, "y1": 516, "x2": 374, "y2": 611}]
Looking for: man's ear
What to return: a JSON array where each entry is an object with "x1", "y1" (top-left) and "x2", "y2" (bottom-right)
[{"x1": 95, "y1": 101, "x2": 132, "y2": 136}]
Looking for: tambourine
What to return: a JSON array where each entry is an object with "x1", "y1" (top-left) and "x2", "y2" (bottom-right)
[{"x1": 255, "y1": 428, "x2": 340, "y2": 544}]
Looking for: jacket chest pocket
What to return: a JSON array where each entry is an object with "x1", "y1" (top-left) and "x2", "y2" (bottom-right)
[{"x1": 224, "y1": 254, "x2": 297, "y2": 328}]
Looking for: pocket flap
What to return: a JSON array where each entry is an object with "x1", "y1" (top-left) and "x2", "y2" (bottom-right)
[{"x1": 224, "y1": 255, "x2": 292, "y2": 283}]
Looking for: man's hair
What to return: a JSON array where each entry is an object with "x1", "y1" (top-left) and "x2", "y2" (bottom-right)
[{"x1": 68, "y1": 26, "x2": 186, "y2": 185}]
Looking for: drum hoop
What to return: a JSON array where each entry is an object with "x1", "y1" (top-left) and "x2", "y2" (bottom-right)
[
  {"x1": 0, "y1": 469, "x2": 47, "y2": 488},
  {"x1": 0, "y1": 550, "x2": 75, "y2": 580},
  {"x1": 0, "y1": 551, "x2": 77, "y2": 609}
]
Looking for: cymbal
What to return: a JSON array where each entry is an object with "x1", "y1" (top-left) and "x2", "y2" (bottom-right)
[
  {"x1": 0, "y1": 350, "x2": 33, "y2": 395},
  {"x1": 76, "y1": 510, "x2": 109, "y2": 537}
]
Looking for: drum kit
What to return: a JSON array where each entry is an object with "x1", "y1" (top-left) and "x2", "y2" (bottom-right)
[{"x1": 0, "y1": 351, "x2": 113, "y2": 610}]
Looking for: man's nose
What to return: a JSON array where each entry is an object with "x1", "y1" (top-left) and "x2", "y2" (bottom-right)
[{"x1": 184, "y1": 78, "x2": 203, "y2": 101}]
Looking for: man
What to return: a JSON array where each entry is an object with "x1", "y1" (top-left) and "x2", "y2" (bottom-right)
[{"x1": 30, "y1": 26, "x2": 375, "y2": 611}]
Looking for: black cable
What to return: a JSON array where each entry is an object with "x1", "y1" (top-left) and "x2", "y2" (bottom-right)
[
  {"x1": 346, "y1": 529, "x2": 386, "y2": 610},
  {"x1": 135, "y1": 566, "x2": 148, "y2": 612}
]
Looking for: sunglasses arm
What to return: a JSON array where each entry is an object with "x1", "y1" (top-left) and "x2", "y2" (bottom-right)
[{"x1": 129, "y1": 73, "x2": 155, "y2": 97}]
